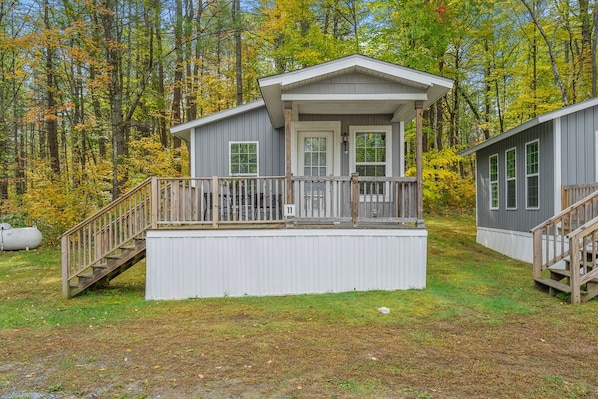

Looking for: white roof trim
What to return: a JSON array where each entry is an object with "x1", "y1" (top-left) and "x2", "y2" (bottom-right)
[
  {"x1": 461, "y1": 97, "x2": 598, "y2": 156},
  {"x1": 258, "y1": 54, "x2": 453, "y2": 90}
]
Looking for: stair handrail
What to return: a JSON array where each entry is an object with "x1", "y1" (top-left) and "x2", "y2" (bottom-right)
[
  {"x1": 565, "y1": 216, "x2": 598, "y2": 304},
  {"x1": 61, "y1": 177, "x2": 154, "y2": 237},
  {"x1": 62, "y1": 177, "x2": 154, "y2": 298},
  {"x1": 531, "y1": 189, "x2": 598, "y2": 282}
]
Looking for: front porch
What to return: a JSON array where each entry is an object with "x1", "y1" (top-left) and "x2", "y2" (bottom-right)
[{"x1": 62, "y1": 175, "x2": 424, "y2": 299}]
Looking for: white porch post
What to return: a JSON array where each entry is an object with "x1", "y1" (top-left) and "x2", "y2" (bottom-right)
[
  {"x1": 415, "y1": 100, "x2": 424, "y2": 227},
  {"x1": 284, "y1": 101, "x2": 293, "y2": 205}
]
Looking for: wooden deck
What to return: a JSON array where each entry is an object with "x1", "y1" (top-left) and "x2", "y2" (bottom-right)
[{"x1": 62, "y1": 175, "x2": 420, "y2": 298}]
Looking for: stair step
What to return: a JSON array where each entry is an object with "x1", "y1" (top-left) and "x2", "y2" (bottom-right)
[
  {"x1": 105, "y1": 254, "x2": 122, "y2": 260},
  {"x1": 79, "y1": 273, "x2": 94, "y2": 280},
  {"x1": 92, "y1": 263, "x2": 108, "y2": 269},
  {"x1": 534, "y1": 277, "x2": 572, "y2": 293},
  {"x1": 550, "y1": 267, "x2": 598, "y2": 283},
  {"x1": 120, "y1": 245, "x2": 136, "y2": 250}
]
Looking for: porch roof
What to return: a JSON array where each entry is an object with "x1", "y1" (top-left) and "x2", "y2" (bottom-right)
[{"x1": 259, "y1": 54, "x2": 454, "y2": 128}]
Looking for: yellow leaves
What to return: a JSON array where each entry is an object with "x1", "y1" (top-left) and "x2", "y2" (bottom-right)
[{"x1": 407, "y1": 148, "x2": 475, "y2": 213}]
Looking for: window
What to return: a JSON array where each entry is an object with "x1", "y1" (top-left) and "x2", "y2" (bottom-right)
[
  {"x1": 489, "y1": 154, "x2": 499, "y2": 210},
  {"x1": 351, "y1": 126, "x2": 392, "y2": 195},
  {"x1": 505, "y1": 148, "x2": 516, "y2": 209},
  {"x1": 526, "y1": 140, "x2": 539, "y2": 209},
  {"x1": 229, "y1": 141, "x2": 258, "y2": 175}
]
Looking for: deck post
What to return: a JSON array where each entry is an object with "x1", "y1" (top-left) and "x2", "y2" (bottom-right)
[
  {"x1": 569, "y1": 235, "x2": 581, "y2": 304},
  {"x1": 532, "y1": 228, "x2": 543, "y2": 279},
  {"x1": 415, "y1": 100, "x2": 424, "y2": 227},
  {"x1": 150, "y1": 176, "x2": 158, "y2": 229},
  {"x1": 212, "y1": 176, "x2": 219, "y2": 228},
  {"x1": 284, "y1": 102, "x2": 294, "y2": 206},
  {"x1": 561, "y1": 185, "x2": 567, "y2": 210},
  {"x1": 61, "y1": 234, "x2": 70, "y2": 299},
  {"x1": 351, "y1": 172, "x2": 359, "y2": 227}
]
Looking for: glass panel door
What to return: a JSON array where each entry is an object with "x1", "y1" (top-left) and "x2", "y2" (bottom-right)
[{"x1": 298, "y1": 132, "x2": 333, "y2": 217}]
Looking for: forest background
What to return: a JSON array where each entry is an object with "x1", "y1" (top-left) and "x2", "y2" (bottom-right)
[{"x1": 0, "y1": 0, "x2": 597, "y2": 242}]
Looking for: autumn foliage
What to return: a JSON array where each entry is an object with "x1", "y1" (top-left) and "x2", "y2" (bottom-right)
[{"x1": 1, "y1": 0, "x2": 597, "y2": 241}]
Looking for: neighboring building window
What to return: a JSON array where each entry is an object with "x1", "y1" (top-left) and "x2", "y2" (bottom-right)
[
  {"x1": 489, "y1": 154, "x2": 499, "y2": 210},
  {"x1": 526, "y1": 140, "x2": 539, "y2": 209},
  {"x1": 352, "y1": 127, "x2": 392, "y2": 195},
  {"x1": 229, "y1": 141, "x2": 258, "y2": 175},
  {"x1": 506, "y1": 148, "x2": 517, "y2": 209}
]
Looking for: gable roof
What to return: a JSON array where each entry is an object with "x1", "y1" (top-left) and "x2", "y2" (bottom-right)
[
  {"x1": 461, "y1": 97, "x2": 598, "y2": 156},
  {"x1": 259, "y1": 54, "x2": 454, "y2": 128}
]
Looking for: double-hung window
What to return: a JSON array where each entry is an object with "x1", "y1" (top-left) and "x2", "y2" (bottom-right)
[
  {"x1": 505, "y1": 148, "x2": 517, "y2": 209},
  {"x1": 351, "y1": 126, "x2": 392, "y2": 195},
  {"x1": 229, "y1": 141, "x2": 258, "y2": 176},
  {"x1": 489, "y1": 154, "x2": 499, "y2": 210},
  {"x1": 526, "y1": 140, "x2": 539, "y2": 209}
]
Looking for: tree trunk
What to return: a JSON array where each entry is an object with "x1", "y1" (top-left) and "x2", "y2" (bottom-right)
[
  {"x1": 521, "y1": 0, "x2": 569, "y2": 106},
  {"x1": 99, "y1": 0, "x2": 126, "y2": 200},
  {"x1": 172, "y1": 0, "x2": 183, "y2": 147},
  {"x1": 44, "y1": 0, "x2": 60, "y2": 175},
  {"x1": 233, "y1": 0, "x2": 243, "y2": 105}
]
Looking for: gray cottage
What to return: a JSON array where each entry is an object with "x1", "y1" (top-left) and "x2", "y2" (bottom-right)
[
  {"x1": 462, "y1": 97, "x2": 598, "y2": 303},
  {"x1": 62, "y1": 55, "x2": 454, "y2": 300},
  {"x1": 462, "y1": 97, "x2": 598, "y2": 263}
]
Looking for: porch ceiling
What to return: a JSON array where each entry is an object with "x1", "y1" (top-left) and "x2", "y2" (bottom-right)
[{"x1": 290, "y1": 99, "x2": 414, "y2": 118}]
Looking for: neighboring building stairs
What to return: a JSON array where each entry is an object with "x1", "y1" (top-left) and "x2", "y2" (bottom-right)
[{"x1": 532, "y1": 187, "x2": 598, "y2": 304}]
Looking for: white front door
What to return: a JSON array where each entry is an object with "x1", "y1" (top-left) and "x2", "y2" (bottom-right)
[{"x1": 297, "y1": 131, "x2": 333, "y2": 216}]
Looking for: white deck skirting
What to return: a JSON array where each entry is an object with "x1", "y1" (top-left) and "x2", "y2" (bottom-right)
[
  {"x1": 477, "y1": 226, "x2": 533, "y2": 262},
  {"x1": 145, "y1": 228, "x2": 427, "y2": 300}
]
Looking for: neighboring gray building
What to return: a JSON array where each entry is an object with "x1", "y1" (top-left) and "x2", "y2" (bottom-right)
[{"x1": 462, "y1": 97, "x2": 598, "y2": 262}]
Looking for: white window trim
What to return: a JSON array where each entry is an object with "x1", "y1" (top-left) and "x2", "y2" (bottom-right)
[
  {"x1": 229, "y1": 141, "x2": 259, "y2": 176},
  {"x1": 505, "y1": 148, "x2": 517, "y2": 210},
  {"x1": 349, "y1": 125, "x2": 393, "y2": 201},
  {"x1": 489, "y1": 154, "x2": 499, "y2": 210},
  {"x1": 525, "y1": 139, "x2": 540, "y2": 210},
  {"x1": 349, "y1": 125, "x2": 393, "y2": 175}
]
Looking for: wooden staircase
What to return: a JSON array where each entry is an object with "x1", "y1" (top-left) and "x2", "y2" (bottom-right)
[
  {"x1": 67, "y1": 237, "x2": 147, "y2": 297},
  {"x1": 534, "y1": 253, "x2": 598, "y2": 303},
  {"x1": 62, "y1": 178, "x2": 154, "y2": 299},
  {"x1": 532, "y1": 188, "x2": 598, "y2": 304}
]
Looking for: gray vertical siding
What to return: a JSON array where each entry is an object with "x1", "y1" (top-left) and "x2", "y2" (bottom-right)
[
  {"x1": 560, "y1": 105, "x2": 598, "y2": 184},
  {"x1": 300, "y1": 114, "x2": 398, "y2": 175},
  {"x1": 194, "y1": 105, "x2": 285, "y2": 177},
  {"x1": 477, "y1": 121, "x2": 555, "y2": 232},
  {"x1": 286, "y1": 72, "x2": 426, "y2": 96}
]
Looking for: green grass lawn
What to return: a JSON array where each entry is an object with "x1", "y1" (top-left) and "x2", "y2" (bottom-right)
[{"x1": 1, "y1": 214, "x2": 598, "y2": 399}]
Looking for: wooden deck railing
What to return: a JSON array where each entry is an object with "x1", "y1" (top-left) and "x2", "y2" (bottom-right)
[
  {"x1": 565, "y1": 218, "x2": 598, "y2": 304},
  {"x1": 153, "y1": 176, "x2": 287, "y2": 226},
  {"x1": 292, "y1": 175, "x2": 417, "y2": 224},
  {"x1": 62, "y1": 175, "x2": 420, "y2": 295},
  {"x1": 562, "y1": 182, "x2": 598, "y2": 209}
]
